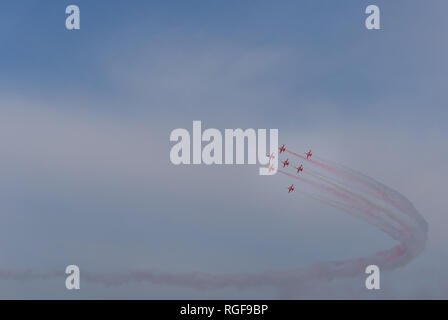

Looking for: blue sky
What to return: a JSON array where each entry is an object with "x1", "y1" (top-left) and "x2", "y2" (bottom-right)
[
  {"x1": 2, "y1": 0, "x2": 446, "y2": 125},
  {"x1": 0, "y1": 1, "x2": 447, "y2": 298}
]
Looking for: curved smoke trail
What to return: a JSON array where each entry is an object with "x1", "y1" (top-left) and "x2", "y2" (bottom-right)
[{"x1": 0, "y1": 148, "x2": 427, "y2": 296}]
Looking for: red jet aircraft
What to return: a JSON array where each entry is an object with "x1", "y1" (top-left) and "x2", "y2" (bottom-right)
[
  {"x1": 268, "y1": 165, "x2": 275, "y2": 172},
  {"x1": 279, "y1": 144, "x2": 286, "y2": 154},
  {"x1": 305, "y1": 150, "x2": 312, "y2": 159},
  {"x1": 281, "y1": 158, "x2": 289, "y2": 167},
  {"x1": 288, "y1": 184, "x2": 295, "y2": 193},
  {"x1": 268, "y1": 152, "x2": 275, "y2": 160},
  {"x1": 295, "y1": 164, "x2": 303, "y2": 174}
]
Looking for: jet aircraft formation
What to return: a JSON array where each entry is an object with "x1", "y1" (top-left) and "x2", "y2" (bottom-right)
[{"x1": 275, "y1": 145, "x2": 312, "y2": 193}]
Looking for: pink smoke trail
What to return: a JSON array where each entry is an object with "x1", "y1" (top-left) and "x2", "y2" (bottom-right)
[
  {"x1": 287, "y1": 149, "x2": 405, "y2": 211},
  {"x1": 0, "y1": 153, "x2": 427, "y2": 297},
  {"x1": 278, "y1": 170, "x2": 407, "y2": 239}
]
